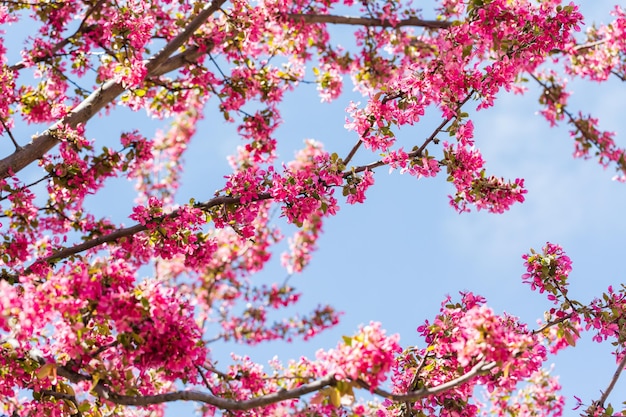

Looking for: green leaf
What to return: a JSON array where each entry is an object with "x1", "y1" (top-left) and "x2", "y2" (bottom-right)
[
  {"x1": 329, "y1": 387, "x2": 341, "y2": 407},
  {"x1": 563, "y1": 330, "x2": 576, "y2": 347}
]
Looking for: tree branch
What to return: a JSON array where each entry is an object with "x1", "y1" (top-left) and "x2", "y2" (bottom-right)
[
  {"x1": 145, "y1": 0, "x2": 226, "y2": 74},
  {"x1": 44, "y1": 224, "x2": 147, "y2": 263},
  {"x1": 0, "y1": 118, "x2": 22, "y2": 150},
  {"x1": 35, "y1": 193, "x2": 272, "y2": 265},
  {"x1": 0, "y1": 0, "x2": 227, "y2": 180},
  {"x1": 590, "y1": 352, "x2": 626, "y2": 414},
  {"x1": 8, "y1": 0, "x2": 104, "y2": 72},
  {"x1": 358, "y1": 359, "x2": 496, "y2": 402},
  {"x1": 10, "y1": 92, "x2": 475, "y2": 272},
  {"x1": 287, "y1": 14, "x2": 452, "y2": 29},
  {"x1": 8, "y1": 90, "x2": 474, "y2": 273},
  {"x1": 342, "y1": 91, "x2": 474, "y2": 177},
  {"x1": 51, "y1": 360, "x2": 495, "y2": 410},
  {"x1": 0, "y1": 79, "x2": 125, "y2": 179},
  {"x1": 0, "y1": 192, "x2": 278, "y2": 283},
  {"x1": 55, "y1": 364, "x2": 336, "y2": 410},
  {"x1": 532, "y1": 313, "x2": 574, "y2": 335},
  {"x1": 150, "y1": 46, "x2": 207, "y2": 77}
]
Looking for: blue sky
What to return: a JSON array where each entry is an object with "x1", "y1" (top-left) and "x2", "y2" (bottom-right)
[
  {"x1": 3, "y1": 0, "x2": 626, "y2": 415},
  {"x1": 179, "y1": 4, "x2": 626, "y2": 414},
  {"x1": 174, "y1": 4, "x2": 625, "y2": 415}
]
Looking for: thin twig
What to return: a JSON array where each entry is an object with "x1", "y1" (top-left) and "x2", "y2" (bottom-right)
[
  {"x1": 342, "y1": 91, "x2": 475, "y2": 178},
  {"x1": 342, "y1": 139, "x2": 363, "y2": 166},
  {"x1": 532, "y1": 313, "x2": 574, "y2": 335},
  {"x1": 530, "y1": 72, "x2": 624, "y2": 168},
  {"x1": 9, "y1": 0, "x2": 105, "y2": 72},
  {"x1": 589, "y1": 352, "x2": 626, "y2": 414},
  {"x1": 0, "y1": 174, "x2": 50, "y2": 202},
  {"x1": 0, "y1": 118, "x2": 22, "y2": 151},
  {"x1": 570, "y1": 39, "x2": 608, "y2": 52},
  {"x1": 196, "y1": 365, "x2": 213, "y2": 391}
]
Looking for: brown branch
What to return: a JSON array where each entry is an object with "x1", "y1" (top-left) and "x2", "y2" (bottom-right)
[
  {"x1": 0, "y1": 0, "x2": 227, "y2": 180},
  {"x1": 0, "y1": 118, "x2": 21, "y2": 150},
  {"x1": 342, "y1": 91, "x2": 474, "y2": 177},
  {"x1": 51, "y1": 359, "x2": 494, "y2": 410},
  {"x1": 43, "y1": 224, "x2": 147, "y2": 263},
  {"x1": 343, "y1": 157, "x2": 387, "y2": 176},
  {"x1": 0, "y1": 79, "x2": 126, "y2": 179},
  {"x1": 0, "y1": 193, "x2": 273, "y2": 282},
  {"x1": 0, "y1": 0, "x2": 71, "y2": 6},
  {"x1": 287, "y1": 14, "x2": 452, "y2": 29},
  {"x1": 342, "y1": 139, "x2": 363, "y2": 167},
  {"x1": 54, "y1": 364, "x2": 337, "y2": 410},
  {"x1": 360, "y1": 359, "x2": 496, "y2": 402},
  {"x1": 150, "y1": 46, "x2": 207, "y2": 76},
  {"x1": 589, "y1": 352, "x2": 626, "y2": 414},
  {"x1": 571, "y1": 39, "x2": 608, "y2": 52},
  {"x1": 532, "y1": 313, "x2": 574, "y2": 335},
  {"x1": 37, "y1": 193, "x2": 272, "y2": 265},
  {"x1": 144, "y1": 0, "x2": 226, "y2": 75},
  {"x1": 610, "y1": 70, "x2": 626, "y2": 82}
]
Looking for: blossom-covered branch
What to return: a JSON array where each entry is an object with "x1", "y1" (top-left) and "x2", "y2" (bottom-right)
[
  {"x1": 286, "y1": 13, "x2": 452, "y2": 29},
  {"x1": 44, "y1": 356, "x2": 496, "y2": 409},
  {"x1": 0, "y1": 0, "x2": 228, "y2": 179},
  {"x1": 41, "y1": 194, "x2": 272, "y2": 264},
  {"x1": 8, "y1": 0, "x2": 105, "y2": 72},
  {"x1": 531, "y1": 72, "x2": 626, "y2": 181},
  {"x1": 360, "y1": 359, "x2": 496, "y2": 402},
  {"x1": 54, "y1": 365, "x2": 337, "y2": 410}
]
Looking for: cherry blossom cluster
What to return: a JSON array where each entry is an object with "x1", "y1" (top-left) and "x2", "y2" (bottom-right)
[
  {"x1": 586, "y1": 285, "x2": 626, "y2": 353},
  {"x1": 383, "y1": 149, "x2": 441, "y2": 179},
  {"x1": 482, "y1": 368, "x2": 565, "y2": 417},
  {"x1": 523, "y1": 244, "x2": 626, "y2": 360},
  {"x1": 443, "y1": 123, "x2": 527, "y2": 213},
  {"x1": 281, "y1": 213, "x2": 323, "y2": 274},
  {"x1": 271, "y1": 140, "x2": 343, "y2": 225},
  {"x1": 522, "y1": 242, "x2": 573, "y2": 304},
  {"x1": 0, "y1": 259, "x2": 205, "y2": 415},
  {"x1": 382, "y1": 292, "x2": 552, "y2": 417},
  {"x1": 316, "y1": 322, "x2": 401, "y2": 389},
  {"x1": 521, "y1": 243, "x2": 583, "y2": 353},
  {"x1": 534, "y1": 71, "x2": 626, "y2": 182},
  {"x1": 566, "y1": 6, "x2": 626, "y2": 82},
  {"x1": 127, "y1": 115, "x2": 191, "y2": 206}
]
